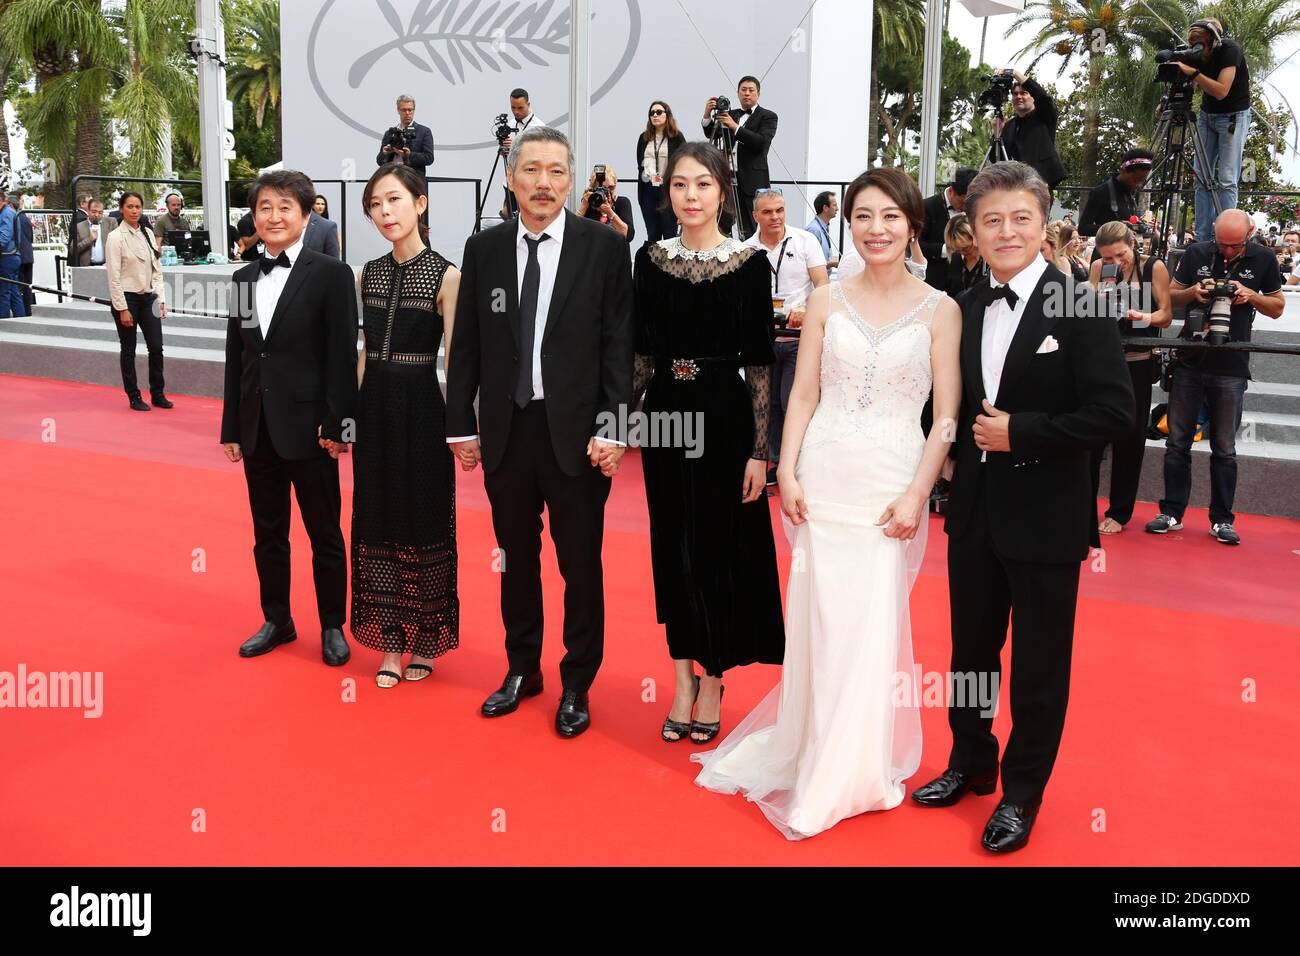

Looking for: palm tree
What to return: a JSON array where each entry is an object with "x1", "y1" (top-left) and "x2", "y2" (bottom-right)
[
  {"x1": 226, "y1": 0, "x2": 282, "y2": 157},
  {"x1": 870, "y1": 0, "x2": 926, "y2": 164},
  {"x1": 1007, "y1": 0, "x2": 1185, "y2": 186}
]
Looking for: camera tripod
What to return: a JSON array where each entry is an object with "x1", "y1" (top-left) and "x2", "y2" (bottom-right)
[
  {"x1": 475, "y1": 142, "x2": 515, "y2": 232},
  {"x1": 709, "y1": 117, "x2": 747, "y2": 240},
  {"x1": 980, "y1": 109, "x2": 1011, "y2": 170},
  {"x1": 1146, "y1": 78, "x2": 1221, "y2": 258}
]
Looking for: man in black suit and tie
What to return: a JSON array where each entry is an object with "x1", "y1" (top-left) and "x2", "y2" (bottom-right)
[
  {"x1": 911, "y1": 162, "x2": 1132, "y2": 852},
  {"x1": 220, "y1": 170, "x2": 359, "y2": 668},
  {"x1": 446, "y1": 125, "x2": 633, "y2": 739},
  {"x1": 918, "y1": 166, "x2": 976, "y2": 292},
  {"x1": 701, "y1": 75, "x2": 778, "y2": 239}
]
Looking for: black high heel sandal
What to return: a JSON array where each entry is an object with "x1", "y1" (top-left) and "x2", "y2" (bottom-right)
[
  {"x1": 661, "y1": 674, "x2": 701, "y2": 742},
  {"x1": 689, "y1": 683, "x2": 725, "y2": 743}
]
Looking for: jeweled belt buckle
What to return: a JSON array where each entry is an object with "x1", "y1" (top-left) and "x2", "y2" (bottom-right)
[{"x1": 671, "y1": 358, "x2": 700, "y2": 381}]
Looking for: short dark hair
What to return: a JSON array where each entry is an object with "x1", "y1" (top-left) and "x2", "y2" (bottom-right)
[
  {"x1": 843, "y1": 166, "x2": 925, "y2": 238},
  {"x1": 247, "y1": 169, "x2": 316, "y2": 215},
  {"x1": 738, "y1": 75, "x2": 760, "y2": 92},
  {"x1": 660, "y1": 141, "x2": 734, "y2": 221},
  {"x1": 813, "y1": 190, "x2": 836, "y2": 214},
  {"x1": 953, "y1": 166, "x2": 977, "y2": 195},
  {"x1": 510, "y1": 87, "x2": 529, "y2": 101},
  {"x1": 362, "y1": 163, "x2": 428, "y2": 243}
]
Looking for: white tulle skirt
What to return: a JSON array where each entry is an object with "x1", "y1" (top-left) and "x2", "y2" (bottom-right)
[{"x1": 691, "y1": 433, "x2": 925, "y2": 840}]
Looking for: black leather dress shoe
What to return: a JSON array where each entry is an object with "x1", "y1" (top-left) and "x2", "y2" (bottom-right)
[
  {"x1": 238, "y1": 620, "x2": 297, "y2": 658},
  {"x1": 555, "y1": 690, "x2": 591, "y2": 738},
  {"x1": 321, "y1": 627, "x2": 350, "y2": 666},
  {"x1": 129, "y1": 398, "x2": 151, "y2": 412},
  {"x1": 481, "y1": 672, "x2": 543, "y2": 717},
  {"x1": 910, "y1": 768, "x2": 998, "y2": 807},
  {"x1": 982, "y1": 801, "x2": 1041, "y2": 853},
  {"x1": 150, "y1": 395, "x2": 174, "y2": 409}
]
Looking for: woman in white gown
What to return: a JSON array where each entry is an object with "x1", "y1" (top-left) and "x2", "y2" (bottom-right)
[{"x1": 691, "y1": 167, "x2": 962, "y2": 840}]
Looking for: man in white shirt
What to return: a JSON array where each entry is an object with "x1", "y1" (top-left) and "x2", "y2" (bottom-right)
[
  {"x1": 745, "y1": 187, "x2": 828, "y2": 483},
  {"x1": 911, "y1": 161, "x2": 1131, "y2": 855},
  {"x1": 499, "y1": 87, "x2": 547, "y2": 219}
]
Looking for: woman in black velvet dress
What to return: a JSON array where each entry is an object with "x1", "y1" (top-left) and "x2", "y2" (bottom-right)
[{"x1": 632, "y1": 142, "x2": 784, "y2": 744}]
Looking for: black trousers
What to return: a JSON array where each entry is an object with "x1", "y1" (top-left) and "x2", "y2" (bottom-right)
[
  {"x1": 946, "y1": 477, "x2": 1081, "y2": 806},
  {"x1": 241, "y1": 413, "x2": 347, "y2": 630},
  {"x1": 1089, "y1": 356, "x2": 1154, "y2": 525},
  {"x1": 19, "y1": 262, "x2": 34, "y2": 315},
  {"x1": 112, "y1": 292, "x2": 165, "y2": 400},
  {"x1": 482, "y1": 401, "x2": 611, "y2": 692}
]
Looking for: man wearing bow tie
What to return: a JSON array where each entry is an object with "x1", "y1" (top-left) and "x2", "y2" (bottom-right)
[
  {"x1": 220, "y1": 170, "x2": 359, "y2": 669},
  {"x1": 911, "y1": 162, "x2": 1131, "y2": 854},
  {"x1": 701, "y1": 76, "x2": 778, "y2": 238},
  {"x1": 918, "y1": 166, "x2": 976, "y2": 292}
]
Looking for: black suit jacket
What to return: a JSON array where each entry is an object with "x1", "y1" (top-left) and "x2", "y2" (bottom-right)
[
  {"x1": 446, "y1": 210, "x2": 634, "y2": 477},
  {"x1": 375, "y1": 122, "x2": 435, "y2": 178},
  {"x1": 703, "y1": 105, "x2": 778, "y2": 197},
  {"x1": 944, "y1": 264, "x2": 1132, "y2": 564},
  {"x1": 919, "y1": 192, "x2": 952, "y2": 291},
  {"x1": 220, "y1": 249, "x2": 359, "y2": 460},
  {"x1": 1002, "y1": 78, "x2": 1066, "y2": 188}
]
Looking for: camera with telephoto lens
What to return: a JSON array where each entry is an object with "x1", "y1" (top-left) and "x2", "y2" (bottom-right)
[
  {"x1": 382, "y1": 125, "x2": 415, "y2": 154},
  {"x1": 1098, "y1": 263, "x2": 1129, "y2": 321},
  {"x1": 712, "y1": 95, "x2": 731, "y2": 116},
  {"x1": 1189, "y1": 278, "x2": 1236, "y2": 346},
  {"x1": 978, "y1": 70, "x2": 1016, "y2": 112},
  {"x1": 1155, "y1": 43, "x2": 1206, "y2": 84},
  {"x1": 588, "y1": 165, "x2": 609, "y2": 210}
]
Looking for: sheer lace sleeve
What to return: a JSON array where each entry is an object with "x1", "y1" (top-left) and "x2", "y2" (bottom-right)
[
  {"x1": 746, "y1": 363, "x2": 772, "y2": 460},
  {"x1": 633, "y1": 353, "x2": 655, "y2": 401}
]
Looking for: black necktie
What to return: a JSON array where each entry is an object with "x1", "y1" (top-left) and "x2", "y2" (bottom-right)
[
  {"x1": 978, "y1": 282, "x2": 1018, "y2": 310},
  {"x1": 514, "y1": 233, "x2": 550, "y2": 408},
  {"x1": 259, "y1": 251, "x2": 291, "y2": 275}
]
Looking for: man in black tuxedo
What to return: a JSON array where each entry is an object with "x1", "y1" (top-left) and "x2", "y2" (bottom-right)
[
  {"x1": 701, "y1": 75, "x2": 778, "y2": 238},
  {"x1": 220, "y1": 170, "x2": 359, "y2": 667},
  {"x1": 918, "y1": 166, "x2": 977, "y2": 292},
  {"x1": 446, "y1": 125, "x2": 633, "y2": 739},
  {"x1": 998, "y1": 69, "x2": 1066, "y2": 196},
  {"x1": 911, "y1": 162, "x2": 1132, "y2": 852}
]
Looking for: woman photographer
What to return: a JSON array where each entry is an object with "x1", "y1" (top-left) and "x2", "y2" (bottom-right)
[
  {"x1": 1087, "y1": 220, "x2": 1172, "y2": 535},
  {"x1": 635, "y1": 100, "x2": 685, "y2": 242},
  {"x1": 578, "y1": 163, "x2": 635, "y2": 242},
  {"x1": 942, "y1": 213, "x2": 985, "y2": 297}
]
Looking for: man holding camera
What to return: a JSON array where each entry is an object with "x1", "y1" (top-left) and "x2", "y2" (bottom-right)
[
  {"x1": 701, "y1": 76, "x2": 778, "y2": 239},
  {"x1": 499, "y1": 88, "x2": 547, "y2": 220},
  {"x1": 1174, "y1": 20, "x2": 1251, "y2": 242},
  {"x1": 1147, "y1": 209, "x2": 1283, "y2": 545},
  {"x1": 1078, "y1": 149, "x2": 1154, "y2": 239},
  {"x1": 375, "y1": 95, "x2": 435, "y2": 180},
  {"x1": 997, "y1": 68, "x2": 1065, "y2": 196}
]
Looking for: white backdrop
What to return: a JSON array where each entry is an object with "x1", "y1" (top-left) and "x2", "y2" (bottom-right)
[{"x1": 281, "y1": 0, "x2": 871, "y2": 266}]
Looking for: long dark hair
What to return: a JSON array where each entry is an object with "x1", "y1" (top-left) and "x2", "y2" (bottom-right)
[
  {"x1": 314, "y1": 194, "x2": 330, "y2": 219},
  {"x1": 659, "y1": 141, "x2": 733, "y2": 221},
  {"x1": 642, "y1": 100, "x2": 680, "y2": 143},
  {"x1": 362, "y1": 162, "x2": 429, "y2": 242}
]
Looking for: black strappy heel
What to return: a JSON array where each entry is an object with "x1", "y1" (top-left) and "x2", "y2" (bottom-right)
[
  {"x1": 690, "y1": 683, "x2": 725, "y2": 743},
  {"x1": 662, "y1": 674, "x2": 701, "y2": 742}
]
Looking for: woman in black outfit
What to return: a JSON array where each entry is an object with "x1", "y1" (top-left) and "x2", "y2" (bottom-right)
[
  {"x1": 942, "y1": 214, "x2": 986, "y2": 299},
  {"x1": 635, "y1": 100, "x2": 686, "y2": 242},
  {"x1": 1087, "y1": 220, "x2": 1172, "y2": 535}
]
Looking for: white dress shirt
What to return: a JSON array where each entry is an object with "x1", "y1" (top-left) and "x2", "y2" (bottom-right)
[
  {"x1": 254, "y1": 236, "x2": 305, "y2": 338},
  {"x1": 90, "y1": 221, "x2": 106, "y2": 264},
  {"x1": 980, "y1": 254, "x2": 1048, "y2": 406},
  {"x1": 701, "y1": 104, "x2": 756, "y2": 163}
]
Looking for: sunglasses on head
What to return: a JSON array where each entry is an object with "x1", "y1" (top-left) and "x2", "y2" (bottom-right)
[
  {"x1": 649, "y1": 108, "x2": 666, "y2": 116},
  {"x1": 755, "y1": 187, "x2": 784, "y2": 196}
]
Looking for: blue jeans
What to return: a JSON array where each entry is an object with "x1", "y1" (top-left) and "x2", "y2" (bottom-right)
[
  {"x1": 0, "y1": 255, "x2": 23, "y2": 318},
  {"x1": 1193, "y1": 108, "x2": 1250, "y2": 241},
  {"x1": 1159, "y1": 365, "x2": 1247, "y2": 526}
]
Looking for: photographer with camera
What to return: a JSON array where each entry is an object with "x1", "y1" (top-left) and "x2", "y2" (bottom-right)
[
  {"x1": 701, "y1": 76, "x2": 778, "y2": 238},
  {"x1": 1165, "y1": 20, "x2": 1252, "y2": 242},
  {"x1": 375, "y1": 95, "x2": 435, "y2": 179},
  {"x1": 497, "y1": 88, "x2": 547, "y2": 219},
  {"x1": 1086, "y1": 221, "x2": 1172, "y2": 536},
  {"x1": 1146, "y1": 209, "x2": 1283, "y2": 545},
  {"x1": 1079, "y1": 149, "x2": 1154, "y2": 239},
  {"x1": 995, "y1": 68, "x2": 1066, "y2": 196},
  {"x1": 578, "y1": 164, "x2": 634, "y2": 242}
]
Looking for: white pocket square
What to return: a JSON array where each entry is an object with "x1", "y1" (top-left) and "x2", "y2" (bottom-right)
[{"x1": 1036, "y1": 335, "x2": 1060, "y2": 354}]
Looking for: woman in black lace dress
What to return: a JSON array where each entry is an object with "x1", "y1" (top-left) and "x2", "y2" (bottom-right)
[
  {"x1": 351, "y1": 164, "x2": 460, "y2": 687},
  {"x1": 633, "y1": 143, "x2": 784, "y2": 743}
]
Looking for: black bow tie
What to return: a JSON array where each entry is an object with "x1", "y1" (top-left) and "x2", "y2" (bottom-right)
[
  {"x1": 741, "y1": 107, "x2": 753, "y2": 115},
  {"x1": 978, "y1": 282, "x2": 1018, "y2": 309},
  {"x1": 259, "y1": 251, "x2": 291, "y2": 275}
]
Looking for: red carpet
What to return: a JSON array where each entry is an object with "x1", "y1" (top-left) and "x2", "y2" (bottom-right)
[{"x1": 1, "y1": 375, "x2": 1297, "y2": 865}]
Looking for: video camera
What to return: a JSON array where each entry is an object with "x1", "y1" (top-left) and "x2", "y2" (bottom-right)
[
  {"x1": 978, "y1": 70, "x2": 1016, "y2": 112},
  {"x1": 711, "y1": 95, "x2": 732, "y2": 117},
  {"x1": 492, "y1": 113, "x2": 514, "y2": 145},
  {"x1": 1155, "y1": 43, "x2": 1206, "y2": 84}
]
